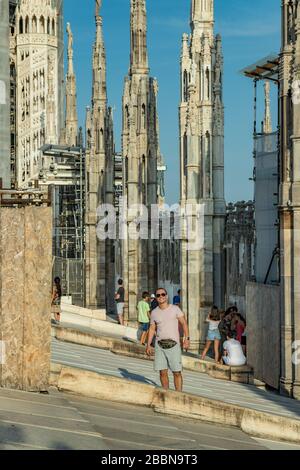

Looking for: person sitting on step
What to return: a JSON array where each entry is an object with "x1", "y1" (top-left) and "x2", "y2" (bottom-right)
[{"x1": 222, "y1": 329, "x2": 247, "y2": 367}]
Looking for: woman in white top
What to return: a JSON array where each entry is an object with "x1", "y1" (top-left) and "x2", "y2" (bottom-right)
[
  {"x1": 223, "y1": 330, "x2": 246, "y2": 366},
  {"x1": 201, "y1": 306, "x2": 221, "y2": 363}
]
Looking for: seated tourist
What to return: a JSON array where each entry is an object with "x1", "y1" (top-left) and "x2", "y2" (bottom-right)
[{"x1": 222, "y1": 330, "x2": 246, "y2": 366}]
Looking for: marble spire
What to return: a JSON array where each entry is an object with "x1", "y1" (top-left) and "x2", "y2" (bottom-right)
[
  {"x1": 92, "y1": 0, "x2": 106, "y2": 106},
  {"x1": 65, "y1": 22, "x2": 78, "y2": 146},
  {"x1": 130, "y1": 0, "x2": 149, "y2": 75}
]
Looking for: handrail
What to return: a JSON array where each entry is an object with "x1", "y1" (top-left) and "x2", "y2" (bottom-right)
[{"x1": 0, "y1": 179, "x2": 52, "y2": 207}]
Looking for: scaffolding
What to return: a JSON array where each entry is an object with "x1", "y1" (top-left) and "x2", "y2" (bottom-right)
[
  {"x1": 241, "y1": 54, "x2": 280, "y2": 285},
  {"x1": 40, "y1": 144, "x2": 85, "y2": 306}
]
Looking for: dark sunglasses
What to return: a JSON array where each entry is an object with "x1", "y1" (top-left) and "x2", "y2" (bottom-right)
[{"x1": 156, "y1": 293, "x2": 166, "y2": 298}]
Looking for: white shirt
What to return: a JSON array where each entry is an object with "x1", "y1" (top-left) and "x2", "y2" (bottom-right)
[
  {"x1": 223, "y1": 339, "x2": 246, "y2": 366},
  {"x1": 208, "y1": 320, "x2": 220, "y2": 331}
]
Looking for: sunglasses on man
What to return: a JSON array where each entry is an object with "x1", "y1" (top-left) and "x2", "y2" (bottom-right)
[{"x1": 156, "y1": 293, "x2": 167, "y2": 298}]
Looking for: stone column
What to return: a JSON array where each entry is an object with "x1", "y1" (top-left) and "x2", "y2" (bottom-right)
[
  {"x1": 0, "y1": 206, "x2": 52, "y2": 391},
  {"x1": 105, "y1": 107, "x2": 116, "y2": 314},
  {"x1": 279, "y1": 0, "x2": 300, "y2": 398},
  {"x1": 179, "y1": 1, "x2": 225, "y2": 351},
  {"x1": 85, "y1": 6, "x2": 110, "y2": 309},
  {"x1": 290, "y1": 0, "x2": 300, "y2": 399},
  {"x1": 126, "y1": 136, "x2": 140, "y2": 322},
  {"x1": 121, "y1": 1, "x2": 159, "y2": 323},
  {"x1": 293, "y1": 207, "x2": 300, "y2": 399}
]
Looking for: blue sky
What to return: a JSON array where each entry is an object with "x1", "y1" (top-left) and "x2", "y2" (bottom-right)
[{"x1": 64, "y1": 0, "x2": 280, "y2": 205}]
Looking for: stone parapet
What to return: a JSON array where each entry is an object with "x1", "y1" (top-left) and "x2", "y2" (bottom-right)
[
  {"x1": 59, "y1": 306, "x2": 137, "y2": 341},
  {"x1": 53, "y1": 325, "x2": 254, "y2": 385},
  {"x1": 50, "y1": 364, "x2": 300, "y2": 444}
]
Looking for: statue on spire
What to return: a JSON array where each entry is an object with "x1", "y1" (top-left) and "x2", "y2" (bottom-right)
[
  {"x1": 66, "y1": 22, "x2": 73, "y2": 54},
  {"x1": 263, "y1": 81, "x2": 272, "y2": 134},
  {"x1": 95, "y1": 0, "x2": 102, "y2": 17}
]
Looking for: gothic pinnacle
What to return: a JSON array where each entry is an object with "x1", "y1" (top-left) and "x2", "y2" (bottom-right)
[
  {"x1": 190, "y1": 0, "x2": 214, "y2": 31},
  {"x1": 130, "y1": 0, "x2": 149, "y2": 75},
  {"x1": 92, "y1": 0, "x2": 106, "y2": 105},
  {"x1": 66, "y1": 22, "x2": 74, "y2": 76},
  {"x1": 65, "y1": 21, "x2": 78, "y2": 146},
  {"x1": 181, "y1": 33, "x2": 190, "y2": 58}
]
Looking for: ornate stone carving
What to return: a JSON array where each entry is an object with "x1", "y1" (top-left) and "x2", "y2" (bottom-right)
[
  {"x1": 121, "y1": 0, "x2": 160, "y2": 321},
  {"x1": 66, "y1": 22, "x2": 73, "y2": 53},
  {"x1": 179, "y1": 0, "x2": 226, "y2": 350},
  {"x1": 95, "y1": 0, "x2": 102, "y2": 17},
  {"x1": 13, "y1": 0, "x2": 59, "y2": 187}
]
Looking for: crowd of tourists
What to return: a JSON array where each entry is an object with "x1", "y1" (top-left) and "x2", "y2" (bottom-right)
[
  {"x1": 201, "y1": 305, "x2": 247, "y2": 366},
  {"x1": 51, "y1": 276, "x2": 246, "y2": 373},
  {"x1": 51, "y1": 277, "x2": 246, "y2": 393},
  {"x1": 114, "y1": 282, "x2": 247, "y2": 369}
]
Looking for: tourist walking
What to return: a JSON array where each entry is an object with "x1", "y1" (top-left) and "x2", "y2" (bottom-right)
[
  {"x1": 146, "y1": 288, "x2": 190, "y2": 392},
  {"x1": 137, "y1": 292, "x2": 151, "y2": 345},
  {"x1": 150, "y1": 293, "x2": 158, "y2": 311},
  {"x1": 51, "y1": 277, "x2": 62, "y2": 324},
  {"x1": 201, "y1": 306, "x2": 221, "y2": 363},
  {"x1": 173, "y1": 289, "x2": 181, "y2": 307},
  {"x1": 115, "y1": 279, "x2": 125, "y2": 325}
]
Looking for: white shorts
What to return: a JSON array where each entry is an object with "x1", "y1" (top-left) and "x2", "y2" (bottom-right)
[
  {"x1": 223, "y1": 356, "x2": 246, "y2": 367},
  {"x1": 117, "y1": 302, "x2": 124, "y2": 315}
]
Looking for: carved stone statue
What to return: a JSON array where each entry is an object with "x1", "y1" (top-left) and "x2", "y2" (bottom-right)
[
  {"x1": 66, "y1": 22, "x2": 73, "y2": 53},
  {"x1": 95, "y1": 0, "x2": 102, "y2": 17},
  {"x1": 190, "y1": 60, "x2": 197, "y2": 85}
]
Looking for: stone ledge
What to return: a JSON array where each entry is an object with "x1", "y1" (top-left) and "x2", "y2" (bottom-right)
[
  {"x1": 59, "y1": 307, "x2": 138, "y2": 341},
  {"x1": 180, "y1": 355, "x2": 253, "y2": 384},
  {"x1": 50, "y1": 363, "x2": 300, "y2": 445},
  {"x1": 54, "y1": 326, "x2": 115, "y2": 350},
  {"x1": 61, "y1": 302, "x2": 107, "y2": 321},
  {"x1": 53, "y1": 324, "x2": 255, "y2": 385},
  {"x1": 49, "y1": 362, "x2": 62, "y2": 387}
]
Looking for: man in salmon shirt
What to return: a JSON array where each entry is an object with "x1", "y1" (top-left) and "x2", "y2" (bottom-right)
[{"x1": 146, "y1": 288, "x2": 190, "y2": 392}]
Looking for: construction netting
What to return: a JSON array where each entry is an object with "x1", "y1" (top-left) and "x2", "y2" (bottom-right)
[{"x1": 254, "y1": 132, "x2": 279, "y2": 284}]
